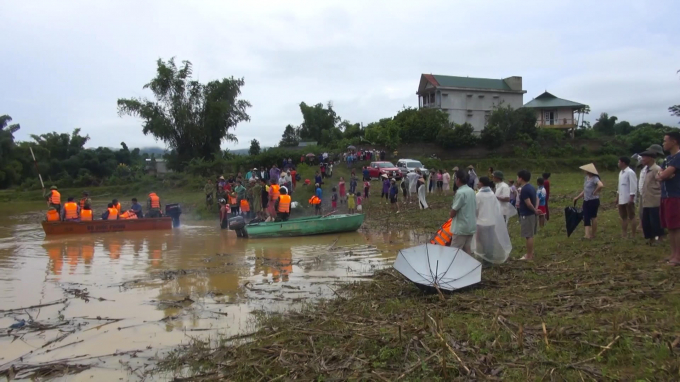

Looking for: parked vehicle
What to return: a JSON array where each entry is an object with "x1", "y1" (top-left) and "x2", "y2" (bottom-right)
[
  {"x1": 396, "y1": 159, "x2": 429, "y2": 177},
  {"x1": 368, "y1": 161, "x2": 402, "y2": 180}
]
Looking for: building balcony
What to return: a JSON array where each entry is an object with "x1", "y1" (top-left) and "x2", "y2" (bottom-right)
[{"x1": 538, "y1": 118, "x2": 577, "y2": 129}]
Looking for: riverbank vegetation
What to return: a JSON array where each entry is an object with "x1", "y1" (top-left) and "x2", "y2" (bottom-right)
[
  {"x1": 2, "y1": 58, "x2": 678, "y2": 191},
  {"x1": 155, "y1": 171, "x2": 680, "y2": 381}
]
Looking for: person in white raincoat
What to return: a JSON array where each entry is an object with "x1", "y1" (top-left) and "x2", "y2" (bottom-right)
[
  {"x1": 416, "y1": 169, "x2": 429, "y2": 209},
  {"x1": 406, "y1": 170, "x2": 420, "y2": 204},
  {"x1": 472, "y1": 177, "x2": 512, "y2": 264}
]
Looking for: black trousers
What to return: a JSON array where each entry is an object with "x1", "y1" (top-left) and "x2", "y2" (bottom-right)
[{"x1": 642, "y1": 207, "x2": 665, "y2": 239}]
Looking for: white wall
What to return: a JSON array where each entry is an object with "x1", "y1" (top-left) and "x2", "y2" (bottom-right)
[{"x1": 439, "y1": 90, "x2": 523, "y2": 132}]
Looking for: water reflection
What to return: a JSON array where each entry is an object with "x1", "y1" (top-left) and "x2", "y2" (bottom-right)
[{"x1": 0, "y1": 210, "x2": 414, "y2": 381}]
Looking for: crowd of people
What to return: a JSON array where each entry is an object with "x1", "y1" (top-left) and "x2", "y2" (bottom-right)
[
  {"x1": 208, "y1": 162, "x2": 301, "y2": 229},
  {"x1": 44, "y1": 186, "x2": 161, "y2": 221},
  {"x1": 430, "y1": 131, "x2": 680, "y2": 265}
]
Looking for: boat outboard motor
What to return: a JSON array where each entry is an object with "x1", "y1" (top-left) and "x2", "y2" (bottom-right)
[
  {"x1": 165, "y1": 203, "x2": 182, "y2": 227},
  {"x1": 228, "y1": 216, "x2": 247, "y2": 238}
]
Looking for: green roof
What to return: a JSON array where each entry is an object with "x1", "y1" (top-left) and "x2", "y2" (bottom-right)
[
  {"x1": 523, "y1": 91, "x2": 586, "y2": 109},
  {"x1": 432, "y1": 75, "x2": 512, "y2": 91}
]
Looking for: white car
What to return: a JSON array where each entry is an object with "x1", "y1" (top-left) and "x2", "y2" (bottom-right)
[{"x1": 396, "y1": 159, "x2": 429, "y2": 177}]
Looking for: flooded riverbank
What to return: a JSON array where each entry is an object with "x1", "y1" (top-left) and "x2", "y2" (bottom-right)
[{"x1": 0, "y1": 207, "x2": 420, "y2": 380}]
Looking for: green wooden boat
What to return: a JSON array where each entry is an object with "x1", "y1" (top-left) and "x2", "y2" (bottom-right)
[{"x1": 244, "y1": 214, "x2": 365, "y2": 239}]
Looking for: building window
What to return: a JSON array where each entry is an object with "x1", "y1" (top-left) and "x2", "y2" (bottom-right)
[{"x1": 478, "y1": 95, "x2": 485, "y2": 98}]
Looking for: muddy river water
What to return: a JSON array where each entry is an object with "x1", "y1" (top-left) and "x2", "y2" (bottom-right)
[{"x1": 0, "y1": 206, "x2": 424, "y2": 380}]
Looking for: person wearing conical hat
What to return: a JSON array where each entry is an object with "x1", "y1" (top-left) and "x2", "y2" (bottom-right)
[{"x1": 573, "y1": 163, "x2": 604, "y2": 239}]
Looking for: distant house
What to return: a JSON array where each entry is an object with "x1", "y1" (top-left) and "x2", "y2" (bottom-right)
[
  {"x1": 523, "y1": 91, "x2": 587, "y2": 129},
  {"x1": 145, "y1": 158, "x2": 170, "y2": 176},
  {"x1": 417, "y1": 74, "x2": 526, "y2": 132}
]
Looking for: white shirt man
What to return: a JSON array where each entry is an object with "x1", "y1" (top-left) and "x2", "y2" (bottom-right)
[
  {"x1": 617, "y1": 158, "x2": 638, "y2": 238},
  {"x1": 492, "y1": 172, "x2": 517, "y2": 221}
]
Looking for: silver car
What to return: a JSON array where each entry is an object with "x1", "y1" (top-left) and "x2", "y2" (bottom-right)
[{"x1": 396, "y1": 159, "x2": 429, "y2": 177}]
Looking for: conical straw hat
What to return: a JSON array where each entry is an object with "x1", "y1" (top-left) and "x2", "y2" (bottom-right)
[{"x1": 579, "y1": 163, "x2": 598, "y2": 175}]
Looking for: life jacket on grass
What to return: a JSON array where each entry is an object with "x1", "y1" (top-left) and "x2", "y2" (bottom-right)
[
  {"x1": 308, "y1": 196, "x2": 321, "y2": 205},
  {"x1": 430, "y1": 218, "x2": 453, "y2": 246}
]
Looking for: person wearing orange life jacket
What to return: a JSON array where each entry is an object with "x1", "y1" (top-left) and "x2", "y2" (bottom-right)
[
  {"x1": 268, "y1": 180, "x2": 281, "y2": 218},
  {"x1": 147, "y1": 192, "x2": 162, "y2": 218},
  {"x1": 79, "y1": 191, "x2": 91, "y2": 210},
  {"x1": 430, "y1": 218, "x2": 453, "y2": 246},
  {"x1": 112, "y1": 199, "x2": 122, "y2": 213},
  {"x1": 102, "y1": 203, "x2": 119, "y2": 220},
  {"x1": 61, "y1": 197, "x2": 81, "y2": 221},
  {"x1": 45, "y1": 185, "x2": 61, "y2": 213},
  {"x1": 81, "y1": 205, "x2": 93, "y2": 221},
  {"x1": 45, "y1": 207, "x2": 60, "y2": 222},
  {"x1": 275, "y1": 187, "x2": 291, "y2": 221}
]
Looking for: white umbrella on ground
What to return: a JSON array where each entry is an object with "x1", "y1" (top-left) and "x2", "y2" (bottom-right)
[{"x1": 393, "y1": 244, "x2": 482, "y2": 292}]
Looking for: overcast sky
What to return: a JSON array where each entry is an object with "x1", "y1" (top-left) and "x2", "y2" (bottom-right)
[{"x1": 2, "y1": 0, "x2": 679, "y2": 150}]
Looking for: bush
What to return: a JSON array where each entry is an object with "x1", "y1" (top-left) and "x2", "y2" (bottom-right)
[{"x1": 480, "y1": 125, "x2": 505, "y2": 149}]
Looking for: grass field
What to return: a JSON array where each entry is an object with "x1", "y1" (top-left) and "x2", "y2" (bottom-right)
[{"x1": 155, "y1": 165, "x2": 680, "y2": 380}]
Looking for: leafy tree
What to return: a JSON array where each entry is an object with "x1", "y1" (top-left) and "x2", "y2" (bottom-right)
[
  {"x1": 364, "y1": 119, "x2": 401, "y2": 150},
  {"x1": 0, "y1": 115, "x2": 22, "y2": 187},
  {"x1": 484, "y1": 105, "x2": 537, "y2": 142},
  {"x1": 279, "y1": 124, "x2": 299, "y2": 147},
  {"x1": 249, "y1": 139, "x2": 261, "y2": 156},
  {"x1": 393, "y1": 107, "x2": 449, "y2": 143},
  {"x1": 480, "y1": 124, "x2": 505, "y2": 149},
  {"x1": 670, "y1": 105, "x2": 680, "y2": 123},
  {"x1": 613, "y1": 121, "x2": 636, "y2": 135},
  {"x1": 117, "y1": 58, "x2": 251, "y2": 169},
  {"x1": 298, "y1": 101, "x2": 340, "y2": 143},
  {"x1": 437, "y1": 123, "x2": 477, "y2": 149},
  {"x1": 625, "y1": 125, "x2": 673, "y2": 153},
  {"x1": 341, "y1": 121, "x2": 363, "y2": 140},
  {"x1": 593, "y1": 112, "x2": 618, "y2": 135}
]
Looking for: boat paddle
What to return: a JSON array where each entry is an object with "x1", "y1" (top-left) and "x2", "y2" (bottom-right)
[
  {"x1": 322, "y1": 210, "x2": 337, "y2": 218},
  {"x1": 30, "y1": 147, "x2": 47, "y2": 206}
]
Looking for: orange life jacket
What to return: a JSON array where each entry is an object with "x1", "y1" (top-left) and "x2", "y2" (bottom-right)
[
  {"x1": 430, "y1": 218, "x2": 453, "y2": 246},
  {"x1": 79, "y1": 197, "x2": 89, "y2": 209},
  {"x1": 278, "y1": 195, "x2": 291, "y2": 213},
  {"x1": 113, "y1": 202, "x2": 121, "y2": 212},
  {"x1": 81, "y1": 209, "x2": 93, "y2": 221},
  {"x1": 308, "y1": 195, "x2": 321, "y2": 205},
  {"x1": 270, "y1": 185, "x2": 280, "y2": 201},
  {"x1": 46, "y1": 209, "x2": 60, "y2": 221},
  {"x1": 149, "y1": 193, "x2": 160, "y2": 208},
  {"x1": 229, "y1": 194, "x2": 237, "y2": 205},
  {"x1": 63, "y1": 202, "x2": 79, "y2": 220},
  {"x1": 120, "y1": 210, "x2": 138, "y2": 219},
  {"x1": 240, "y1": 199, "x2": 250, "y2": 212},
  {"x1": 49, "y1": 190, "x2": 61, "y2": 205},
  {"x1": 107, "y1": 207, "x2": 119, "y2": 220}
]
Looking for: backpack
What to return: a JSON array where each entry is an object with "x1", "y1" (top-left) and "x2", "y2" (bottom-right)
[{"x1": 295, "y1": 173, "x2": 301, "y2": 181}]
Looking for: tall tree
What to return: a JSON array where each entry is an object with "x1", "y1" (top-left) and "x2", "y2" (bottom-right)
[
  {"x1": 0, "y1": 115, "x2": 22, "y2": 187},
  {"x1": 117, "y1": 58, "x2": 251, "y2": 169},
  {"x1": 298, "y1": 101, "x2": 340, "y2": 143},
  {"x1": 593, "y1": 112, "x2": 618, "y2": 135},
  {"x1": 279, "y1": 124, "x2": 299, "y2": 147},
  {"x1": 249, "y1": 139, "x2": 261, "y2": 156}
]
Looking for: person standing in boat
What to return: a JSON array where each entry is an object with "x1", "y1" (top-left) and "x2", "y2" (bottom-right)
[
  {"x1": 45, "y1": 185, "x2": 61, "y2": 213},
  {"x1": 275, "y1": 187, "x2": 291, "y2": 221},
  {"x1": 219, "y1": 198, "x2": 230, "y2": 229},
  {"x1": 61, "y1": 197, "x2": 80, "y2": 221},
  {"x1": 147, "y1": 192, "x2": 162, "y2": 218},
  {"x1": 79, "y1": 191, "x2": 91, "y2": 210}
]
